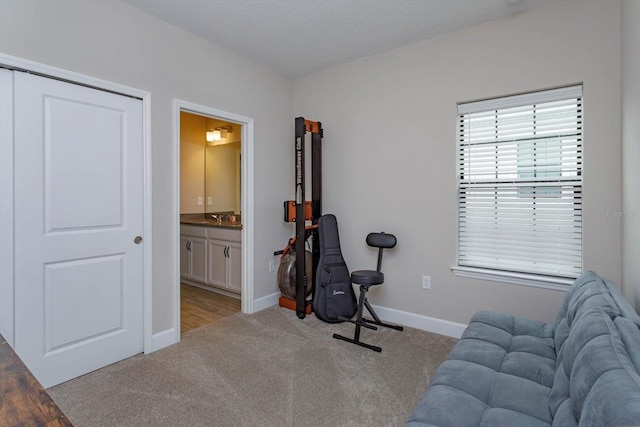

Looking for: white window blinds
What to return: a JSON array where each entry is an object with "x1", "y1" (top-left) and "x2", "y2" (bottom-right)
[{"x1": 457, "y1": 85, "x2": 583, "y2": 280}]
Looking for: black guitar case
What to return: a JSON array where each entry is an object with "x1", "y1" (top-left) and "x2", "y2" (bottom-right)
[{"x1": 313, "y1": 214, "x2": 357, "y2": 323}]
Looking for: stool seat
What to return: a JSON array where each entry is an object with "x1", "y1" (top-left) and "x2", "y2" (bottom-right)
[{"x1": 351, "y1": 270, "x2": 384, "y2": 285}]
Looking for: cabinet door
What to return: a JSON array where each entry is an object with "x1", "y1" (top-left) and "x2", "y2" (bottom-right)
[
  {"x1": 207, "y1": 239, "x2": 227, "y2": 288},
  {"x1": 227, "y1": 242, "x2": 242, "y2": 293},
  {"x1": 189, "y1": 237, "x2": 207, "y2": 283},
  {"x1": 179, "y1": 236, "x2": 190, "y2": 279}
]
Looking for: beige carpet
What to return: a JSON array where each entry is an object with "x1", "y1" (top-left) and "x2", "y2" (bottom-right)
[{"x1": 49, "y1": 305, "x2": 457, "y2": 427}]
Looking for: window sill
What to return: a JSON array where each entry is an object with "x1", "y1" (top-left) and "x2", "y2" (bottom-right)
[{"x1": 451, "y1": 266, "x2": 572, "y2": 292}]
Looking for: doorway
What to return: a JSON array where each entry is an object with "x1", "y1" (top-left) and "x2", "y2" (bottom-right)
[
  {"x1": 173, "y1": 100, "x2": 255, "y2": 340},
  {"x1": 179, "y1": 111, "x2": 241, "y2": 334}
]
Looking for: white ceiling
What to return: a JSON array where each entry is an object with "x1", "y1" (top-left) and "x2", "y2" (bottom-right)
[{"x1": 123, "y1": 0, "x2": 556, "y2": 77}]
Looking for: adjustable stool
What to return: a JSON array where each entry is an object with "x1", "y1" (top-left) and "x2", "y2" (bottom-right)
[{"x1": 333, "y1": 232, "x2": 403, "y2": 352}]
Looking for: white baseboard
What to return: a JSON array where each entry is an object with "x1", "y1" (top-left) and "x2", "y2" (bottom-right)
[
  {"x1": 252, "y1": 291, "x2": 280, "y2": 313},
  {"x1": 151, "y1": 297, "x2": 464, "y2": 353},
  {"x1": 150, "y1": 292, "x2": 280, "y2": 353},
  {"x1": 370, "y1": 304, "x2": 467, "y2": 339},
  {"x1": 150, "y1": 328, "x2": 178, "y2": 352},
  {"x1": 250, "y1": 293, "x2": 466, "y2": 338},
  {"x1": 250, "y1": 291, "x2": 466, "y2": 338}
]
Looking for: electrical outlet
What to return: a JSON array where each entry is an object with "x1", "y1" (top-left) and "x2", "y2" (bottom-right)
[
  {"x1": 197, "y1": 196, "x2": 203, "y2": 205},
  {"x1": 269, "y1": 260, "x2": 276, "y2": 272},
  {"x1": 422, "y1": 275, "x2": 431, "y2": 290}
]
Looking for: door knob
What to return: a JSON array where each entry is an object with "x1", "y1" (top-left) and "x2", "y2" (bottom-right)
[{"x1": 134, "y1": 236, "x2": 143, "y2": 244}]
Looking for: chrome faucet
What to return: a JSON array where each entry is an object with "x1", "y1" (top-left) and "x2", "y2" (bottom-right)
[{"x1": 210, "y1": 214, "x2": 222, "y2": 224}]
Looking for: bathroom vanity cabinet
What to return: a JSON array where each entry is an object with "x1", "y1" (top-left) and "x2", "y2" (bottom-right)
[
  {"x1": 180, "y1": 227, "x2": 207, "y2": 284},
  {"x1": 180, "y1": 224, "x2": 241, "y2": 295},
  {"x1": 206, "y1": 226, "x2": 241, "y2": 294}
]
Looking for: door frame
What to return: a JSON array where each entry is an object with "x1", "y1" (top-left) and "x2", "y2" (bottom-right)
[
  {"x1": 0, "y1": 53, "x2": 153, "y2": 352},
  {"x1": 172, "y1": 100, "x2": 255, "y2": 341}
]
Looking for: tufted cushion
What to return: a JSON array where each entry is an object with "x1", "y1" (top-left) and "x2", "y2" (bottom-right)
[
  {"x1": 603, "y1": 278, "x2": 640, "y2": 326},
  {"x1": 406, "y1": 311, "x2": 557, "y2": 426},
  {"x1": 616, "y1": 317, "x2": 640, "y2": 371},
  {"x1": 406, "y1": 272, "x2": 640, "y2": 427},
  {"x1": 552, "y1": 271, "x2": 621, "y2": 357},
  {"x1": 451, "y1": 311, "x2": 556, "y2": 387},
  {"x1": 549, "y1": 310, "x2": 640, "y2": 426}
]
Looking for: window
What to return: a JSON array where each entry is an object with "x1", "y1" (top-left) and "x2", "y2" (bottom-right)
[{"x1": 454, "y1": 85, "x2": 583, "y2": 287}]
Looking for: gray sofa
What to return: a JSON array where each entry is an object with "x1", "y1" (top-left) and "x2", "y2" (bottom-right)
[{"x1": 406, "y1": 271, "x2": 640, "y2": 427}]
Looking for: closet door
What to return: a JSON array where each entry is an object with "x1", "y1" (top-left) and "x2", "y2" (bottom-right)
[
  {"x1": 11, "y1": 71, "x2": 144, "y2": 387},
  {"x1": 0, "y1": 68, "x2": 15, "y2": 345}
]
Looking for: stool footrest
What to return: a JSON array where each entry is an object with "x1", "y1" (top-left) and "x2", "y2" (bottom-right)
[
  {"x1": 339, "y1": 316, "x2": 377, "y2": 330},
  {"x1": 362, "y1": 318, "x2": 404, "y2": 331},
  {"x1": 333, "y1": 333, "x2": 382, "y2": 353}
]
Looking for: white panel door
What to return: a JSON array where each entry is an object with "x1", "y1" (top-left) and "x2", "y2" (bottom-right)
[{"x1": 12, "y1": 72, "x2": 144, "y2": 387}]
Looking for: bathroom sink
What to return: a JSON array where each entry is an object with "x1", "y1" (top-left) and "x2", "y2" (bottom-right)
[
  {"x1": 180, "y1": 215, "x2": 242, "y2": 229},
  {"x1": 180, "y1": 213, "x2": 242, "y2": 229}
]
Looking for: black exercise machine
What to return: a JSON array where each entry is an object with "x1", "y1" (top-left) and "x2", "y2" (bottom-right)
[{"x1": 276, "y1": 117, "x2": 323, "y2": 319}]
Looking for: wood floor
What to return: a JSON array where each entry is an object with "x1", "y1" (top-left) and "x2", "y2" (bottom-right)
[
  {"x1": 180, "y1": 283, "x2": 241, "y2": 335},
  {"x1": 1, "y1": 334, "x2": 72, "y2": 426}
]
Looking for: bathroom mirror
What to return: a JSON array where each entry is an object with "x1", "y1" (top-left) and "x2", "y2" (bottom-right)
[
  {"x1": 179, "y1": 111, "x2": 241, "y2": 215},
  {"x1": 204, "y1": 121, "x2": 241, "y2": 215}
]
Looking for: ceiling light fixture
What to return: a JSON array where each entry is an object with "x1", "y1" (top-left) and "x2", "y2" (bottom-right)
[
  {"x1": 206, "y1": 129, "x2": 220, "y2": 142},
  {"x1": 206, "y1": 125, "x2": 233, "y2": 143}
]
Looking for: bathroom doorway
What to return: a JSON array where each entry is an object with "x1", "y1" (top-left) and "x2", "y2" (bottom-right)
[
  {"x1": 173, "y1": 100, "x2": 255, "y2": 340},
  {"x1": 179, "y1": 111, "x2": 241, "y2": 334}
]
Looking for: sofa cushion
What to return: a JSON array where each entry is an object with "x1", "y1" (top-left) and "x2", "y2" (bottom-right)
[
  {"x1": 549, "y1": 310, "x2": 640, "y2": 427},
  {"x1": 578, "y1": 316, "x2": 640, "y2": 427},
  {"x1": 405, "y1": 360, "x2": 553, "y2": 427},
  {"x1": 552, "y1": 271, "x2": 621, "y2": 356},
  {"x1": 406, "y1": 272, "x2": 640, "y2": 427},
  {"x1": 603, "y1": 278, "x2": 640, "y2": 326},
  {"x1": 616, "y1": 317, "x2": 640, "y2": 371},
  {"x1": 405, "y1": 310, "x2": 557, "y2": 426},
  {"x1": 453, "y1": 310, "x2": 556, "y2": 387}
]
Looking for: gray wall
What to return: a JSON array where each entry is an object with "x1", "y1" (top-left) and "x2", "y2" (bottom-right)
[
  {"x1": 293, "y1": 0, "x2": 623, "y2": 324},
  {"x1": 622, "y1": 0, "x2": 640, "y2": 309},
  {"x1": 1, "y1": 0, "x2": 635, "y2": 336},
  {"x1": 0, "y1": 0, "x2": 295, "y2": 334}
]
